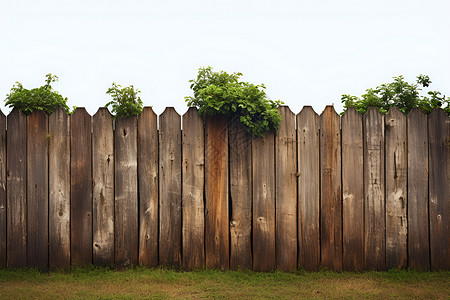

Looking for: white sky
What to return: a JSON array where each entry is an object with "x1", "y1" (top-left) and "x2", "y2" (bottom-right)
[{"x1": 1, "y1": 0, "x2": 449, "y2": 116}]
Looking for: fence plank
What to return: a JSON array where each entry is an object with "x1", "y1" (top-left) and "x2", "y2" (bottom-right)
[
  {"x1": 6, "y1": 109, "x2": 27, "y2": 268},
  {"x1": 159, "y1": 107, "x2": 182, "y2": 268},
  {"x1": 407, "y1": 108, "x2": 429, "y2": 271},
  {"x1": 253, "y1": 132, "x2": 275, "y2": 272},
  {"x1": 342, "y1": 107, "x2": 364, "y2": 271},
  {"x1": 297, "y1": 106, "x2": 320, "y2": 271},
  {"x1": 320, "y1": 106, "x2": 342, "y2": 271},
  {"x1": 115, "y1": 116, "x2": 138, "y2": 267},
  {"x1": 385, "y1": 107, "x2": 407, "y2": 269},
  {"x1": 138, "y1": 107, "x2": 158, "y2": 267},
  {"x1": 364, "y1": 107, "x2": 385, "y2": 270},
  {"x1": 229, "y1": 116, "x2": 252, "y2": 270},
  {"x1": 205, "y1": 115, "x2": 229, "y2": 269},
  {"x1": 275, "y1": 106, "x2": 297, "y2": 271},
  {"x1": 182, "y1": 107, "x2": 205, "y2": 270},
  {"x1": 27, "y1": 111, "x2": 49, "y2": 270},
  {"x1": 0, "y1": 111, "x2": 5, "y2": 268},
  {"x1": 428, "y1": 109, "x2": 449, "y2": 271},
  {"x1": 92, "y1": 108, "x2": 114, "y2": 266},
  {"x1": 49, "y1": 108, "x2": 70, "y2": 268},
  {"x1": 70, "y1": 108, "x2": 92, "y2": 265}
]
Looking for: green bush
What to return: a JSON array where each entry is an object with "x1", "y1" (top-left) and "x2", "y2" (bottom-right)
[
  {"x1": 105, "y1": 82, "x2": 143, "y2": 119},
  {"x1": 341, "y1": 75, "x2": 450, "y2": 115},
  {"x1": 185, "y1": 67, "x2": 283, "y2": 137},
  {"x1": 4, "y1": 73, "x2": 73, "y2": 115}
]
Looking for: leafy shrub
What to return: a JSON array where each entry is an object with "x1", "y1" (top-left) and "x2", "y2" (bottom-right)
[
  {"x1": 105, "y1": 83, "x2": 143, "y2": 119},
  {"x1": 4, "y1": 73, "x2": 73, "y2": 115},
  {"x1": 185, "y1": 67, "x2": 283, "y2": 137},
  {"x1": 341, "y1": 75, "x2": 450, "y2": 115}
]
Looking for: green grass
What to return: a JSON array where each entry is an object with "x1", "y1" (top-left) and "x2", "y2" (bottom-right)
[{"x1": 0, "y1": 266, "x2": 448, "y2": 299}]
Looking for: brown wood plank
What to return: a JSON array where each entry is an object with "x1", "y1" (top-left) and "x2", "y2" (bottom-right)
[
  {"x1": 115, "y1": 116, "x2": 138, "y2": 267},
  {"x1": 229, "y1": 116, "x2": 252, "y2": 270},
  {"x1": 92, "y1": 108, "x2": 115, "y2": 266},
  {"x1": 182, "y1": 107, "x2": 205, "y2": 270},
  {"x1": 159, "y1": 107, "x2": 182, "y2": 268},
  {"x1": 275, "y1": 106, "x2": 297, "y2": 271},
  {"x1": 428, "y1": 108, "x2": 449, "y2": 271},
  {"x1": 363, "y1": 107, "x2": 385, "y2": 271},
  {"x1": 0, "y1": 111, "x2": 5, "y2": 268},
  {"x1": 27, "y1": 111, "x2": 49, "y2": 270},
  {"x1": 297, "y1": 106, "x2": 320, "y2": 271},
  {"x1": 407, "y1": 108, "x2": 429, "y2": 271},
  {"x1": 70, "y1": 108, "x2": 92, "y2": 265},
  {"x1": 341, "y1": 107, "x2": 364, "y2": 271},
  {"x1": 6, "y1": 109, "x2": 27, "y2": 268},
  {"x1": 320, "y1": 106, "x2": 342, "y2": 271},
  {"x1": 385, "y1": 107, "x2": 407, "y2": 269},
  {"x1": 49, "y1": 107, "x2": 70, "y2": 268},
  {"x1": 253, "y1": 132, "x2": 275, "y2": 272},
  {"x1": 205, "y1": 115, "x2": 229, "y2": 270},
  {"x1": 138, "y1": 107, "x2": 158, "y2": 267}
]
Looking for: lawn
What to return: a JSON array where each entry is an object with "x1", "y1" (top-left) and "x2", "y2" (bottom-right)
[{"x1": 0, "y1": 266, "x2": 448, "y2": 299}]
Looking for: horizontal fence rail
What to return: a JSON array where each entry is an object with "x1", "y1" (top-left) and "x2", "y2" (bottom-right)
[{"x1": 0, "y1": 106, "x2": 448, "y2": 271}]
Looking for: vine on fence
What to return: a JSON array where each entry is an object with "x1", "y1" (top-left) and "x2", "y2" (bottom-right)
[
  {"x1": 4, "y1": 73, "x2": 74, "y2": 115},
  {"x1": 185, "y1": 67, "x2": 283, "y2": 137}
]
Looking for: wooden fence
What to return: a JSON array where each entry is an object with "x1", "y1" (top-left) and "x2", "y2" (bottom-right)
[{"x1": 0, "y1": 105, "x2": 448, "y2": 271}]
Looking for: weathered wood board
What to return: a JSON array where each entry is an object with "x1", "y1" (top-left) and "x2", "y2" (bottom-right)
[
  {"x1": 0, "y1": 111, "x2": 5, "y2": 268},
  {"x1": 253, "y1": 132, "x2": 275, "y2": 272},
  {"x1": 229, "y1": 116, "x2": 252, "y2": 270},
  {"x1": 205, "y1": 115, "x2": 229, "y2": 270},
  {"x1": 428, "y1": 109, "x2": 449, "y2": 271},
  {"x1": 275, "y1": 106, "x2": 297, "y2": 271},
  {"x1": 363, "y1": 107, "x2": 385, "y2": 271},
  {"x1": 70, "y1": 108, "x2": 93, "y2": 265},
  {"x1": 341, "y1": 107, "x2": 364, "y2": 271},
  {"x1": 92, "y1": 108, "x2": 114, "y2": 266},
  {"x1": 159, "y1": 107, "x2": 182, "y2": 268},
  {"x1": 6, "y1": 109, "x2": 27, "y2": 268},
  {"x1": 297, "y1": 106, "x2": 320, "y2": 271},
  {"x1": 182, "y1": 107, "x2": 205, "y2": 270},
  {"x1": 407, "y1": 108, "x2": 429, "y2": 271},
  {"x1": 49, "y1": 107, "x2": 71, "y2": 268},
  {"x1": 27, "y1": 111, "x2": 49, "y2": 270},
  {"x1": 385, "y1": 107, "x2": 407, "y2": 269},
  {"x1": 138, "y1": 107, "x2": 159, "y2": 267},
  {"x1": 320, "y1": 106, "x2": 342, "y2": 271},
  {"x1": 114, "y1": 116, "x2": 138, "y2": 267}
]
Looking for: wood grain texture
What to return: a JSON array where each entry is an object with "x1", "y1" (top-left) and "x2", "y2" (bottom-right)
[
  {"x1": 138, "y1": 107, "x2": 158, "y2": 267},
  {"x1": 205, "y1": 115, "x2": 229, "y2": 270},
  {"x1": 385, "y1": 107, "x2": 407, "y2": 269},
  {"x1": 49, "y1": 107, "x2": 71, "y2": 268},
  {"x1": 363, "y1": 107, "x2": 385, "y2": 271},
  {"x1": 70, "y1": 108, "x2": 93, "y2": 265},
  {"x1": 159, "y1": 107, "x2": 182, "y2": 268},
  {"x1": 297, "y1": 106, "x2": 320, "y2": 271},
  {"x1": 320, "y1": 106, "x2": 342, "y2": 271},
  {"x1": 275, "y1": 106, "x2": 297, "y2": 271},
  {"x1": 92, "y1": 108, "x2": 114, "y2": 266},
  {"x1": 182, "y1": 107, "x2": 205, "y2": 270},
  {"x1": 253, "y1": 132, "x2": 275, "y2": 272},
  {"x1": 27, "y1": 111, "x2": 49, "y2": 270},
  {"x1": 114, "y1": 116, "x2": 138, "y2": 267},
  {"x1": 0, "y1": 111, "x2": 5, "y2": 268},
  {"x1": 341, "y1": 107, "x2": 364, "y2": 271},
  {"x1": 428, "y1": 108, "x2": 449, "y2": 271},
  {"x1": 407, "y1": 108, "x2": 429, "y2": 271},
  {"x1": 6, "y1": 109, "x2": 27, "y2": 268},
  {"x1": 229, "y1": 116, "x2": 252, "y2": 270}
]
